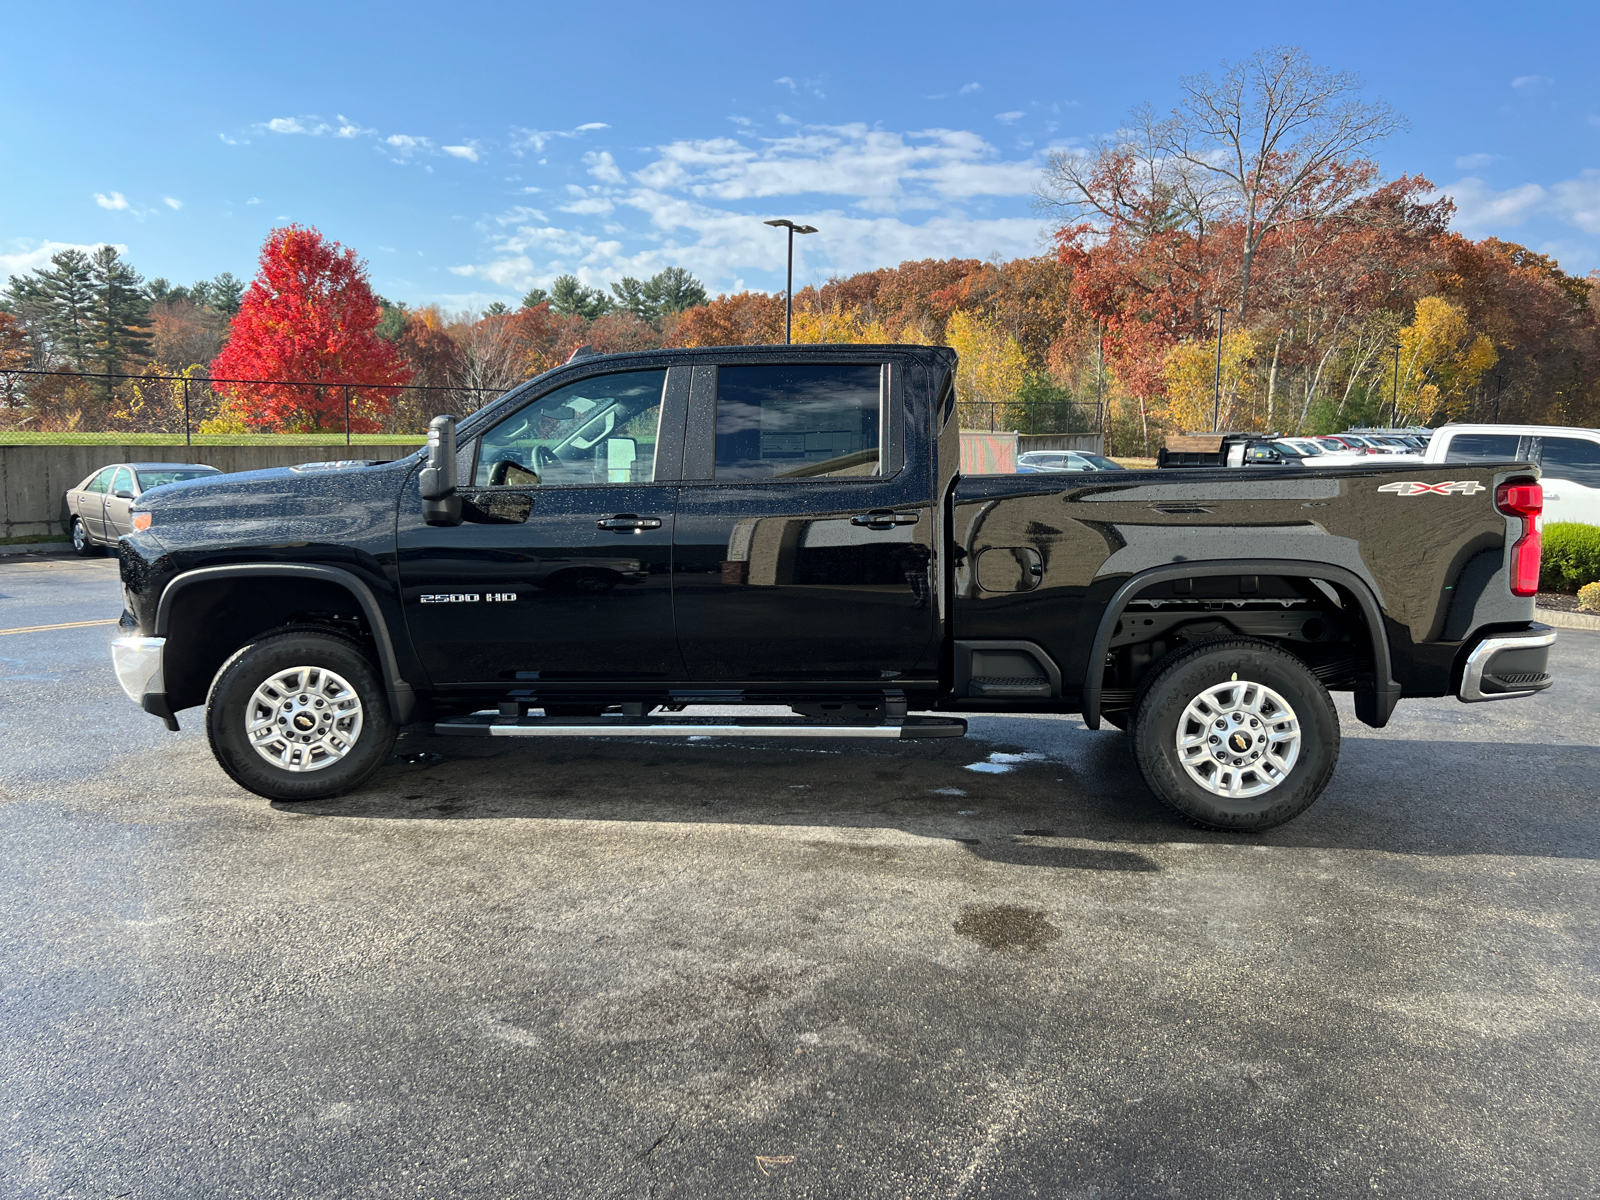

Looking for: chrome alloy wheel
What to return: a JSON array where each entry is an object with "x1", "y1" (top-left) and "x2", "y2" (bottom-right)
[
  {"x1": 1175, "y1": 679, "x2": 1301, "y2": 799},
  {"x1": 245, "y1": 665, "x2": 364, "y2": 772}
]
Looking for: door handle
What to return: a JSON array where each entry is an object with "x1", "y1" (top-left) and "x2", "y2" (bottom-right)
[
  {"x1": 596, "y1": 514, "x2": 663, "y2": 531},
  {"x1": 850, "y1": 510, "x2": 921, "y2": 528}
]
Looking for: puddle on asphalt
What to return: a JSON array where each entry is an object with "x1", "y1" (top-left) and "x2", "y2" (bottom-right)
[
  {"x1": 963, "y1": 751, "x2": 1047, "y2": 774},
  {"x1": 953, "y1": 903, "x2": 1063, "y2": 951}
]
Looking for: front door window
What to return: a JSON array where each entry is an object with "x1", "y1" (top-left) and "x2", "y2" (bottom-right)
[{"x1": 476, "y1": 371, "x2": 665, "y2": 487}]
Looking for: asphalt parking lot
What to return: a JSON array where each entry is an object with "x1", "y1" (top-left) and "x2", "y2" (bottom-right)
[{"x1": 2, "y1": 555, "x2": 1597, "y2": 1199}]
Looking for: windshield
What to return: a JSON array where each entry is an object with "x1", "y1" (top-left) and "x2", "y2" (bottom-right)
[
  {"x1": 1078, "y1": 454, "x2": 1124, "y2": 470},
  {"x1": 135, "y1": 469, "x2": 218, "y2": 489},
  {"x1": 1270, "y1": 441, "x2": 1309, "y2": 458}
]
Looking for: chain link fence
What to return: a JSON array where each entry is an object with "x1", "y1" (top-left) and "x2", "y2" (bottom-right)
[{"x1": 0, "y1": 369, "x2": 511, "y2": 444}]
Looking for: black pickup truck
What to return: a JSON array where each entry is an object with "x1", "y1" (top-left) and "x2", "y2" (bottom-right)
[{"x1": 112, "y1": 344, "x2": 1556, "y2": 830}]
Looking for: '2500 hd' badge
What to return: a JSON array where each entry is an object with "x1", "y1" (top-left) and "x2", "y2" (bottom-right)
[
  {"x1": 419, "y1": 593, "x2": 518, "y2": 603},
  {"x1": 1377, "y1": 480, "x2": 1487, "y2": 496}
]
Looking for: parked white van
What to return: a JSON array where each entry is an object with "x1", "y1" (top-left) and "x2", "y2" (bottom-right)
[{"x1": 1424, "y1": 424, "x2": 1600, "y2": 525}]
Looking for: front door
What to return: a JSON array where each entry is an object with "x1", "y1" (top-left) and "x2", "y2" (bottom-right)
[
  {"x1": 672, "y1": 358, "x2": 937, "y2": 681},
  {"x1": 397, "y1": 366, "x2": 684, "y2": 689},
  {"x1": 103, "y1": 466, "x2": 136, "y2": 539}
]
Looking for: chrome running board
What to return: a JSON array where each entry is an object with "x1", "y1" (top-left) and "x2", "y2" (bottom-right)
[{"x1": 433, "y1": 713, "x2": 967, "y2": 740}]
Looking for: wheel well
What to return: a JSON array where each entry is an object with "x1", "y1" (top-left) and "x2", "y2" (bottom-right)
[
  {"x1": 160, "y1": 577, "x2": 376, "y2": 712},
  {"x1": 1097, "y1": 573, "x2": 1377, "y2": 718}
]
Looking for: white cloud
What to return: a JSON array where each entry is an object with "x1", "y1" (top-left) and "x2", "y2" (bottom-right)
[
  {"x1": 448, "y1": 118, "x2": 1062, "y2": 297},
  {"x1": 94, "y1": 191, "x2": 130, "y2": 210},
  {"x1": 996, "y1": 112, "x2": 1025, "y2": 125},
  {"x1": 584, "y1": 150, "x2": 624, "y2": 184},
  {"x1": 247, "y1": 197, "x2": 261, "y2": 204},
  {"x1": 0, "y1": 239, "x2": 126, "y2": 277},
  {"x1": 263, "y1": 116, "x2": 331, "y2": 135},
  {"x1": 335, "y1": 115, "x2": 374, "y2": 138},
  {"x1": 630, "y1": 124, "x2": 1043, "y2": 214},
  {"x1": 1455, "y1": 153, "x2": 1496, "y2": 169},
  {"x1": 386, "y1": 134, "x2": 430, "y2": 150},
  {"x1": 1441, "y1": 170, "x2": 1600, "y2": 238},
  {"x1": 162, "y1": 196, "x2": 183, "y2": 210},
  {"x1": 958, "y1": 82, "x2": 982, "y2": 95},
  {"x1": 1440, "y1": 177, "x2": 1546, "y2": 230},
  {"x1": 511, "y1": 122, "x2": 609, "y2": 154},
  {"x1": 1511, "y1": 74, "x2": 1554, "y2": 90},
  {"x1": 775, "y1": 76, "x2": 797, "y2": 92},
  {"x1": 443, "y1": 143, "x2": 481, "y2": 161},
  {"x1": 1549, "y1": 170, "x2": 1600, "y2": 234}
]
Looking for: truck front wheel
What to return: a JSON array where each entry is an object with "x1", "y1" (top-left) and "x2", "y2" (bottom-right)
[
  {"x1": 1130, "y1": 638, "x2": 1339, "y2": 831},
  {"x1": 205, "y1": 629, "x2": 396, "y2": 801}
]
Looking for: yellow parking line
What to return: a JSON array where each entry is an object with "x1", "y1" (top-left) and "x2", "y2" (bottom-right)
[{"x1": 0, "y1": 618, "x2": 120, "y2": 637}]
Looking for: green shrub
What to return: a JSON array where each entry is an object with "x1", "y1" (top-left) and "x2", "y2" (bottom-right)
[
  {"x1": 1579, "y1": 581, "x2": 1600, "y2": 612},
  {"x1": 1540, "y1": 522, "x2": 1600, "y2": 593}
]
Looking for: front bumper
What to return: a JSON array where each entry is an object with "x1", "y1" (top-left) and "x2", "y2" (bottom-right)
[
  {"x1": 1459, "y1": 626, "x2": 1557, "y2": 702},
  {"x1": 111, "y1": 636, "x2": 178, "y2": 729}
]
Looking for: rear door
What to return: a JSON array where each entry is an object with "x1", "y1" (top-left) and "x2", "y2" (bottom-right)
[
  {"x1": 671, "y1": 356, "x2": 937, "y2": 681},
  {"x1": 1537, "y1": 435, "x2": 1600, "y2": 525}
]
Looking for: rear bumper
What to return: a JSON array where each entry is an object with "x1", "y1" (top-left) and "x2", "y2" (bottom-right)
[
  {"x1": 1458, "y1": 626, "x2": 1556, "y2": 702},
  {"x1": 111, "y1": 636, "x2": 179, "y2": 729}
]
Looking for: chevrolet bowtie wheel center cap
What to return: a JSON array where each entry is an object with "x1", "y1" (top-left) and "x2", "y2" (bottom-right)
[
  {"x1": 1176, "y1": 680, "x2": 1301, "y2": 799},
  {"x1": 246, "y1": 666, "x2": 364, "y2": 772}
]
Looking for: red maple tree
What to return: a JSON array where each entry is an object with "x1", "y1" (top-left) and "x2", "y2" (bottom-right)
[{"x1": 212, "y1": 226, "x2": 412, "y2": 431}]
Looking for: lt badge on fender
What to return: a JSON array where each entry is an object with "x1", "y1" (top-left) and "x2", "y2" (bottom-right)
[{"x1": 419, "y1": 593, "x2": 518, "y2": 603}]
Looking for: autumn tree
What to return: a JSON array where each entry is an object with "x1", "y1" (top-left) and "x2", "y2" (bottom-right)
[
  {"x1": 211, "y1": 225, "x2": 412, "y2": 431},
  {"x1": 671, "y1": 292, "x2": 785, "y2": 347}
]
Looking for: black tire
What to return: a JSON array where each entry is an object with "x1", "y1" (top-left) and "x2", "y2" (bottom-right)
[
  {"x1": 1130, "y1": 637, "x2": 1339, "y2": 832},
  {"x1": 205, "y1": 628, "x2": 396, "y2": 801},
  {"x1": 71, "y1": 517, "x2": 100, "y2": 557}
]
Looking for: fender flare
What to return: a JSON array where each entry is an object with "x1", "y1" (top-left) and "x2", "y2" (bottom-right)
[
  {"x1": 1081, "y1": 558, "x2": 1400, "y2": 731},
  {"x1": 154, "y1": 563, "x2": 416, "y2": 724}
]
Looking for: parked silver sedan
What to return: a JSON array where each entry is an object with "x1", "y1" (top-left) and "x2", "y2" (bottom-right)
[{"x1": 65, "y1": 462, "x2": 220, "y2": 555}]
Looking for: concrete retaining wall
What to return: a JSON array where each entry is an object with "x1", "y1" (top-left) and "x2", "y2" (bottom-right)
[{"x1": 1, "y1": 443, "x2": 421, "y2": 538}]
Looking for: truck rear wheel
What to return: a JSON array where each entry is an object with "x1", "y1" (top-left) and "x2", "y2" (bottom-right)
[
  {"x1": 1130, "y1": 638, "x2": 1339, "y2": 831},
  {"x1": 205, "y1": 628, "x2": 396, "y2": 801}
]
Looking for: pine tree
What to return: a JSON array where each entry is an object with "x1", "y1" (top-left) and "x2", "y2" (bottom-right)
[
  {"x1": 40, "y1": 250, "x2": 98, "y2": 369},
  {"x1": 210, "y1": 272, "x2": 245, "y2": 317},
  {"x1": 548, "y1": 274, "x2": 613, "y2": 319},
  {"x1": 89, "y1": 245, "x2": 152, "y2": 379},
  {"x1": 645, "y1": 266, "x2": 707, "y2": 315}
]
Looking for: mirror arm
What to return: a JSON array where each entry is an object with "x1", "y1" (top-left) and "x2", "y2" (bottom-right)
[{"x1": 420, "y1": 414, "x2": 464, "y2": 527}]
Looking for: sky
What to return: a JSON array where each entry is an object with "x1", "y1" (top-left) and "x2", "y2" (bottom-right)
[{"x1": 2, "y1": 0, "x2": 1597, "y2": 312}]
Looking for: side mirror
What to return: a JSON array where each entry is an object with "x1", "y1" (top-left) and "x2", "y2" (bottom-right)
[
  {"x1": 420, "y1": 414, "x2": 463, "y2": 527},
  {"x1": 114, "y1": 489, "x2": 135, "y2": 500}
]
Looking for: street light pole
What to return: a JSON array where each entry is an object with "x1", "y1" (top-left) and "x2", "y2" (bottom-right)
[
  {"x1": 1392, "y1": 342, "x2": 1402, "y2": 427},
  {"x1": 764, "y1": 218, "x2": 818, "y2": 344},
  {"x1": 1211, "y1": 305, "x2": 1231, "y2": 431}
]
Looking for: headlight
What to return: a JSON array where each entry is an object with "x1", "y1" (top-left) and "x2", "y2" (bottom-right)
[{"x1": 132, "y1": 512, "x2": 153, "y2": 531}]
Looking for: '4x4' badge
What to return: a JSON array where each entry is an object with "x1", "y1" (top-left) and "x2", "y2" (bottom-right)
[{"x1": 1378, "y1": 480, "x2": 1487, "y2": 496}]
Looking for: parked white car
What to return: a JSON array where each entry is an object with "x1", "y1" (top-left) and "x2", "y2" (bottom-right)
[
  {"x1": 1284, "y1": 437, "x2": 1422, "y2": 467},
  {"x1": 1424, "y1": 424, "x2": 1600, "y2": 525}
]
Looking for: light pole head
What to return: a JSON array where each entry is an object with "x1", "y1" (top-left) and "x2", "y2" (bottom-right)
[{"x1": 764, "y1": 218, "x2": 818, "y2": 235}]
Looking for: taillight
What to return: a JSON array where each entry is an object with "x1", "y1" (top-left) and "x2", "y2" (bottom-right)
[{"x1": 1496, "y1": 480, "x2": 1543, "y2": 597}]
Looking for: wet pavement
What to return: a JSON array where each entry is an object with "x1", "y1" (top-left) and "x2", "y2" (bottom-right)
[{"x1": 2, "y1": 556, "x2": 1597, "y2": 1198}]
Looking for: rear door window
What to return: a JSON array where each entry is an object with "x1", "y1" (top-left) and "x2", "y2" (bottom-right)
[
  {"x1": 85, "y1": 468, "x2": 116, "y2": 494},
  {"x1": 713, "y1": 363, "x2": 882, "y2": 481},
  {"x1": 1539, "y1": 437, "x2": 1600, "y2": 487},
  {"x1": 1443, "y1": 433, "x2": 1520, "y2": 463}
]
